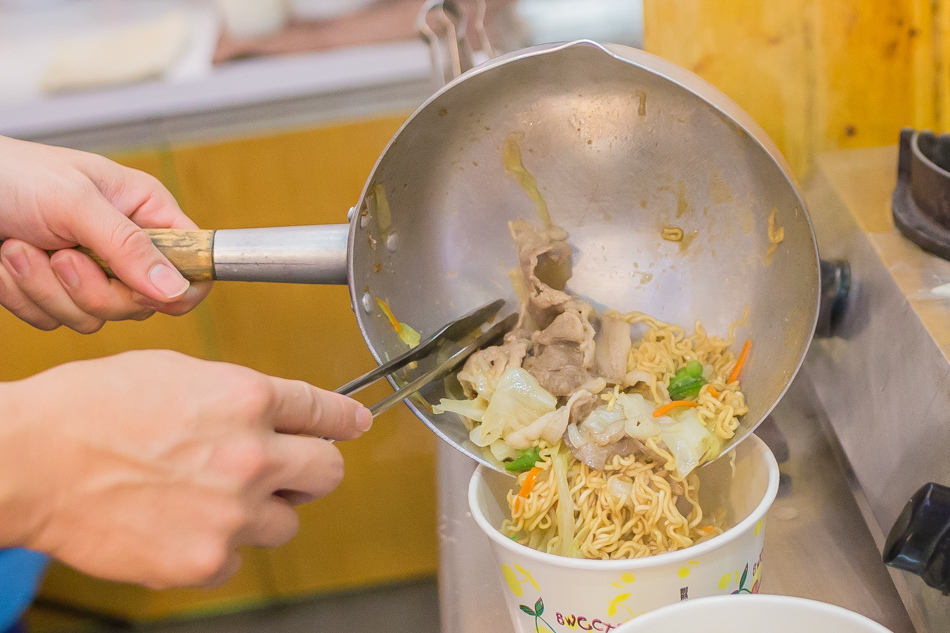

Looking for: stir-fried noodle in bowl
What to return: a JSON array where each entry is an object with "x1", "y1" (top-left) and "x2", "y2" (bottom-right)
[{"x1": 435, "y1": 220, "x2": 752, "y2": 560}]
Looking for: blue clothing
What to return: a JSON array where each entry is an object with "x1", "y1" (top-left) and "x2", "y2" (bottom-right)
[{"x1": 0, "y1": 549, "x2": 48, "y2": 632}]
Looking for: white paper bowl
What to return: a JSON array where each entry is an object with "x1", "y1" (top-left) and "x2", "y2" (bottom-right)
[
  {"x1": 611, "y1": 594, "x2": 894, "y2": 632},
  {"x1": 468, "y1": 434, "x2": 779, "y2": 633}
]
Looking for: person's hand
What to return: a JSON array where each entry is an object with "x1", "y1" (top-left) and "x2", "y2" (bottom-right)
[
  {"x1": 0, "y1": 136, "x2": 211, "y2": 333},
  {"x1": 0, "y1": 350, "x2": 372, "y2": 589}
]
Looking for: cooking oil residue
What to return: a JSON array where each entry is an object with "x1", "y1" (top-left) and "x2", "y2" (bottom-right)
[
  {"x1": 676, "y1": 180, "x2": 690, "y2": 218},
  {"x1": 661, "y1": 226, "x2": 684, "y2": 241},
  {"x1": 765, "y1": 207, "x2": 785, "y2": 265},
  {"x1": 503, "y1": 132, "x2": 553, "y2": 229},
  {"x1": 679, "y1": 230, "x2": 699, "y2": 253},
  {"x1": 636, "y1": 90, "x2": 647, "y2": 116},
  {"x1": 741, "y1": 211, "x2": 754, "y2": 235},
  {"x1": 372, "y1": 183, "x2": 392, "y2": 243},
  {"x1": 709, "y1": 172, "x2": 733, "y2": 204}
]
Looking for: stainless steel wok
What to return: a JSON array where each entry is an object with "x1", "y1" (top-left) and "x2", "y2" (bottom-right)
[{"x1": 106, "y1": 41, "x2": 822, "y2": 473}]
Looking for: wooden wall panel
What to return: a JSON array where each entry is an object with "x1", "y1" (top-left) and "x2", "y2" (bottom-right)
[{"x1": 643, "y1": 0, "x2": 950, "y2": 178}]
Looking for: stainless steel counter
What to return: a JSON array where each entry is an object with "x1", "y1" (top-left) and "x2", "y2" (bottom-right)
[{"x1": 436, "y1": 369, "x2": 913, "y2": 632}]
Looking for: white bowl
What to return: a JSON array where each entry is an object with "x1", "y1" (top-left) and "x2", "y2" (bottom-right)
[
  {"x1": 468, "y1": 434, "x2": 779, "y2": 633},
  {"x1": 612, "y1": 594, "x2": 894, "y2": 632}
]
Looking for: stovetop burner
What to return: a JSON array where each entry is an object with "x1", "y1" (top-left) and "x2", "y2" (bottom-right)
[{"x1": 893, "y1": 128, "x2": 950, "y2": 262}]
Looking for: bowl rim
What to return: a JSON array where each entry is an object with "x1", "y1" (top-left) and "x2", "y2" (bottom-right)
[
  {"x1": 467, "y1": 433, "x2": 780, "y2": 570},
  {"x1": 609, "y1": 594, "x2": 894, "y2": 632}
]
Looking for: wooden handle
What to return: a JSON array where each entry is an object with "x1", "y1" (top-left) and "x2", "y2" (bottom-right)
[{"x1": 77, "y1": 228, "x2": 215, "y2": 282}]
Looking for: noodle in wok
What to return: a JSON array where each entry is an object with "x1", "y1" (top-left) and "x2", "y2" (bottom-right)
[{"x1": 435, "y1": 220, "x2": 750, "y2": 560}]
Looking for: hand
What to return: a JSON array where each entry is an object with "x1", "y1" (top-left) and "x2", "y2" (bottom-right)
[
  {"x1": 0, "y1": 350, "x2": 373, "y2": 589},
  {"x1": 0, "y1": 136, "x2": 211, "y2": 333}
]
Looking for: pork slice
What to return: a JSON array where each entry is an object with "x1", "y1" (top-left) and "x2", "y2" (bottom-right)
[
  {"x1": 530, "y1": 300, "x2": 596, "y2": 366},
  {"x1": 457, "y1": 339, "x2": 528, "y2": 399},
  {"x1": 523, "y1": 344, "x2": 591, "y2": 397},
  {"x1": 565, "y1": 434, "x2": 640, "y2": 470},
  {"x1": 534, "y1": 311, "x2": 585, "y2": 346},
  {"x1": 595, "y1": 313, "x2": 632, "y2": 385},
  {"x1": 568, "y1": 390, "x2": 601, "y2": 425},
  {"x1": 565, "y1": 300, "x2": 597, "y2": 369},
  {"x1": 510, "y1": 220, "x2": 573, "y2": 327}
]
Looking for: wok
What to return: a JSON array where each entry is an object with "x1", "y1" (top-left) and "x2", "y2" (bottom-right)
[{"x1": 95, "y1": 41, "x2": 823, "y2": 473}]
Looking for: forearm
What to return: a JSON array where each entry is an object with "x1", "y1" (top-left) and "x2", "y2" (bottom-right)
[{"x1": 0, "y1": 379, "x2": 52, "y2": 550}]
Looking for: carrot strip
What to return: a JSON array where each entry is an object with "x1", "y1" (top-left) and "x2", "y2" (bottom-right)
[
  {"x1": 519, "y1": 466, "x2": 544, "y2": 498},
  {"x1": 728, "y1": 339, "x2": 752, "y2": 383},
  {"x1": 707, "y1": 386, "x2": 720, "y2": 398},
  {"x1": 375, "y1": 298, "x2": 403, "y2": 335},
  {"x1": 653, "y1": 400, "x2": 700, "y2": 417}
]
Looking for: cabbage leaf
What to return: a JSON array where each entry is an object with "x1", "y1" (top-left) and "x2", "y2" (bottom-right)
[{"x1": 469, "y1": 367, "x2": 556, "y2": 447}]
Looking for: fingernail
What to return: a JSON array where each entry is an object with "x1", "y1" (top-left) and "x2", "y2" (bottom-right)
[
  {"x1": 149, "y1": 263, "x2": 189, "y2": 299},
  {"x1": 356, "y1": 407, "x2": 373, "y2": 433},
  {"x1": 52, "y1": 259, "x2": 80, "y2": 289},
  {"x1": 4, "y1": 246, "x2": 29, "y2": 277}
]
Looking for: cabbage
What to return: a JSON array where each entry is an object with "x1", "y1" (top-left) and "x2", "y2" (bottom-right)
[
  {"x1": 580, "y1": 406, "x2": 626, "y2": 434},
  {"x1": 567, "y1": 422, "x2": 587, "y2": 448},
  {"x1": 552, "y1": 446, "x2": 575, "y2": 557},
  {"x1": 433, "y1": 397, "x2": 488, "y2": 422},
  {"x1": 616, "y1": 393, "x2": 666, "y2": 439},
  {"x1": 470, "y1": 368, "x2": 557, "y2": 447},
  {"x1": 607, "y1": 477, "x2": 634, "y2": 506},
  {"x1": 579, "y1": 406, "x2": 626, "y2": 446},
  {"x1": 659, "y1": 409, "x2": 716, "y2": 477},
  {"x1": 505, "y1": 407, "x2": 570, "y2": 449},
  {"x1": 623, "y1": 369, "x2": 652, "y2": 388},
  {"x1": 489, "y1": 439, "x2": 521, "y2": 462},
  {"x1": 398, "y1": 324, "x2": 421, "y2": 348},
  {"x1": 457, "y1": 352, "x2": 503, "y2": 398}
]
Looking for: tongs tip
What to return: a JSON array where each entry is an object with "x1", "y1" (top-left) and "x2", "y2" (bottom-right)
[{"x1": 335, "y1": 298, "x2": 512, "y2": 405}]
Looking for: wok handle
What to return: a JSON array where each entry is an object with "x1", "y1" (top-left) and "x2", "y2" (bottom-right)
[
  {"x1": 79, "y1": 225, "x2": 350, "y2": 285},
  {"x1": 78, "y1": 229, "x2": 214, "y2": 282}
]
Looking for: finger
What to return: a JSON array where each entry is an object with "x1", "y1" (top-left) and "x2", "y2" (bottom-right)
[
  {"x1": 274, "y1": 489, "x2": 314, "y2": 507},
  {"x1": 77, "y1": 157, "x2": 198, "y2": 231},
  {"x1": 199, "y1": 551, "x2": 243, "y2": 589},
  {"x1": 266, "y1": 377, "x2": 372, "y2": 440},
  {"x1": 54, "y1": 185, "x2": 191, "y2": 304},
  {"x1": 241, "y1": 496, "x2": 300, "y2": 548},
  {"x1": 0, "y1": 240, "x2": 104, "y2": 333},
  {"x1": 266, "y1": 435, "x2": 345, "y2": 503},
  {"x1": 129, "y1": 281, "x2": 212, "y2": 317},
  {"x1": 0, "y1": 257, "x2": 60, "y2": 330},
  {"x1": 49, "y1": 249, "x2": 156, "y2": 321}
]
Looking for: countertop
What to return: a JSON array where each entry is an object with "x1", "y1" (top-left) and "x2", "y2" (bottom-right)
[{"x1": 0, "y1": 37, "x2": 432, "y2": 152}]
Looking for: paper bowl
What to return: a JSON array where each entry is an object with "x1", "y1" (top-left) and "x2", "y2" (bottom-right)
[
  {"x1": 468, "y1": 434, "x2": 779, "y2": 633},
  {"x1": 611, "y1": 595, "x2": 894, "y2": 632}
]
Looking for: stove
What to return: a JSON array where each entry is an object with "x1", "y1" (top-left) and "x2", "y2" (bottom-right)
[{"x1": 805, "y1": 144, "x2": 950, "y2": 631}]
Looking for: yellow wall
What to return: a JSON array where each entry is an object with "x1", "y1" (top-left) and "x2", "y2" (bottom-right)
[
  {"x1": 644, "y1": 0, "x2": 950, "y2": 178},
  {"x1": 15, "y1": 114, "x2": 438, "y2": 621}
]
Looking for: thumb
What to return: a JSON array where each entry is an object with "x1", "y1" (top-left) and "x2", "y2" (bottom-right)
[{"x1": 70, "y1": 193, "x2": 190, "y2": 302}]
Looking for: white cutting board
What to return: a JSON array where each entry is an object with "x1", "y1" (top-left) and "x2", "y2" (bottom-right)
[{"x1": 0, "y1": 0, "x2": 219, "y2": 106}]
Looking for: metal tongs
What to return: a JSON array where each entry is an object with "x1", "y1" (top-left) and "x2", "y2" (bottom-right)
[{"x1": 336, "y1": 299, "x2": 517, "y2": 416}]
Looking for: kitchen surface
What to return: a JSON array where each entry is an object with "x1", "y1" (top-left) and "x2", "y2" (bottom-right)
[{"x1": 3, "y1": 1, "x2": 950, "y2": 633}]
